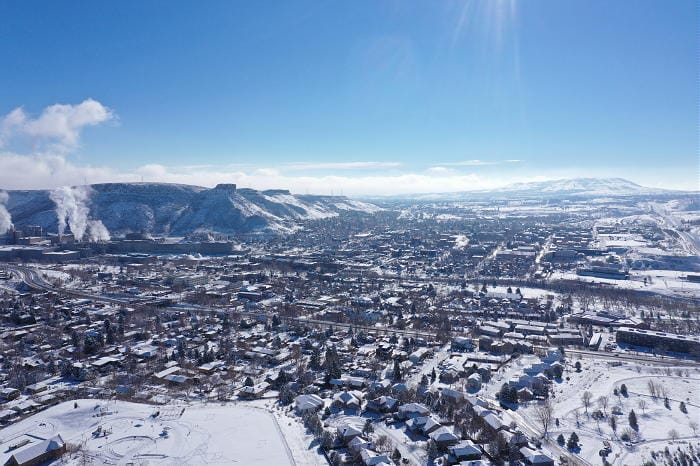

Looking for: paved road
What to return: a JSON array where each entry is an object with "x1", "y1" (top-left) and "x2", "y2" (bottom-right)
[{"x1": 533, "y1": 345, "x2": 699, "y2": 367}]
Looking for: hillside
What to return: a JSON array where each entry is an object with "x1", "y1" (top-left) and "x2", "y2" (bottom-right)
[{"x1": 3, "y1": 183, "x2": 381, "y2": 237}]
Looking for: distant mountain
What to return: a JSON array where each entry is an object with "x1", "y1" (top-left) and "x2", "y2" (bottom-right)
[
  {"x1": 3, "y1": 183, "x2": 381, "y2": 236},
  {"x1": 383, "y1": 177, "x2": 676, "y2": 201}
]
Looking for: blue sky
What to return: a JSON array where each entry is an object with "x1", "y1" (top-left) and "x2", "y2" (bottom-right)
[{"x1": 0, "y1": 0, "x2": 697, "y2": 193}]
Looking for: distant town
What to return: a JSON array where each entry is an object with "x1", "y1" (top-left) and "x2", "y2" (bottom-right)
[{"x1": 0, "y1": 182, "x2": 698, "y2": 466}]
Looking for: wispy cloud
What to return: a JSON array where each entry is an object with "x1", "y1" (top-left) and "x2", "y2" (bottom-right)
[
  {"x1": 283, "y1": 161, "x2": 402, "y2": 170},
  {"x1": 443, "y1": 159, "x2": 522, "y2": 166}
]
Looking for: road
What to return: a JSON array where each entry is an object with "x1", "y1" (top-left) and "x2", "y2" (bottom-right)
[
  {"x1": 533, "y1": 346, "x2": 699, "y2": 367},
  {"x1": 649, "y1": 202, "x2": 700, "y2": 256},
  {"x1": 475, "y1": 393, "x2": 589, "y2": 466},
  {"x1": 1, "y1": 264, "x2": 131, "y2": 305}
]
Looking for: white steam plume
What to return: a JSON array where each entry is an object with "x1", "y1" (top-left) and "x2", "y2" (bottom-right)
[
  {"x1": 0, "y1": 191, "x2": 12, "y2": 234},
  {"x1": 454, "y1": 234, "x2": 469, "y2": 249},
  {"x1": 87, "y1": 219, "x2": 110, "y2": 242},
  {"x1": 50, "y1": 186, "x2": 91, "y2": 241}
]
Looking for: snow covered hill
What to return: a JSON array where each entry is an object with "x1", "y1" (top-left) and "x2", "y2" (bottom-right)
[
  {"x1": 383, "y1": 177, "x2": 676, "y2": 201},
  {"x1": 3, "y1": 183, "x2": 381, "y2": 236}
]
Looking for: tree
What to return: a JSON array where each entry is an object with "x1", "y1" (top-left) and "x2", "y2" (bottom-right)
[
  {"x1": 668, "y1": 429, "x2": 679, "y2": 441},
  {"x1": 609, "y1": 416, "x2": 617, "y2": 437},
  {"x1": 689, "y1": 420, "x2": 698, "y2": 436},
  {"x1": 320, "y1": 430, "x2": 334, "y2": 450},
  {"x1": 574, "y1": 361, "x2": 582, "y2": 372},
  {"x1": 620, "y1": 384, "x2": 628, "y2": 397},
  {"x1": 567, "y1": 432, "x2": 580, "y2": 450},
  {"x1": 628, "y1": 410, "x2": 638, "y2": 431},
  {"x1": 392, "y1": 448, "x2": 402, "y2": 462},
  {"x1": 557, "y1": 434, "x2": 565, "y2": 446},
  {"x1": 534, "y1": 398, "x2": 554, "y2": 438},
  {"x1": 392, "y1": 360, "x2": 402, "y2": 381},
  {"x1": 582, "y1": 391, "x2": 593, "y2": 414},
  {"x1": 598, "y1": 396, "x2": 609, "y2": 415},
  {"x1": 499, "y1": 383, "x2": 517, "y2": 404},
  {"x1": 362, "y1": 418, "x2": 374, "y2": 435},
  {"x1": 679, "y1": 401, "x2": 688, "y2": 414},
  {"x1": 572, "y1": 409, "x2": 581, "y2": 427},
  {"x1": 553, "y1": 364, "x2": 563, "y2": 379},
  {"x1": 637, "y1": 399, "x2": 647, "y2": 415}
]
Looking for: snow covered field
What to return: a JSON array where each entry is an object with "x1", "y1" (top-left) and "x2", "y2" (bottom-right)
[
  {"x1": 516, "y1": 358, "x2": 700, "y2": 465},
  {"x1": 0, "y1": 399, "x2": 318, "y2": 465}
]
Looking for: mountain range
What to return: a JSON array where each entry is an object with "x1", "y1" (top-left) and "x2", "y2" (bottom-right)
[
  {"x1": 3, "y1": 183, "x2": 381, "y2": 237},
  {"x1": 376, "y1": 177, "x2": 680, "y2": 201}
]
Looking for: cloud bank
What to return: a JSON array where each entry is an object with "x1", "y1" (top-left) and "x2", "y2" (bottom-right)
[{"x1": 1, "y1": 99, "x2": 683, "y2": 195}]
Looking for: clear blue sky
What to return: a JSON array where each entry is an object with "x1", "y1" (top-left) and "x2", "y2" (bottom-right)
[{"x1": 0, "y1": 0, "x2": 697, "y2": 193}]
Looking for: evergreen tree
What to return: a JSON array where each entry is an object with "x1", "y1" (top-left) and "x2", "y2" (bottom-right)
[
  {"x1": 567, "y1": 432, "x2": 579, "y2": 450},
  {"x1": 393, "y1": 360, "x2": 402, "y2": 381},
  {"x1": 362, "y1": 418, "x2": 374, "y2": 435},
  {"x1": 628, "y1": 410, "x2": 638, "y2": 431}
]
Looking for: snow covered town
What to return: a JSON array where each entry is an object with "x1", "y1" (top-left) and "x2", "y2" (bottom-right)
[{"x1": 0, "y1": 184, "x2": 698, "y2": 466}]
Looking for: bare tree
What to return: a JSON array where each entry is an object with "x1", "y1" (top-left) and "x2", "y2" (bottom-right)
[
  {"x1": 637, "y1": 399, "x2": 647, "y2": 415},
  {"x1": 534, "y1": 398, "x2": 554, "y2": 438},
  {"x1": 572, "y1": 409, "x2": 581, "y2": 427},
  {"x1": 598, "y1": 395, "x2": 609, "y2": 415},
  {"x1": 689, "y1": 420, "x2": 699, "y2": 436},
  {"x1": 582, "y1": 391, "x2": 593, "y2": 414},
  {"x1": 668, "y1": 429, "x2": 679, "y2": 441}
]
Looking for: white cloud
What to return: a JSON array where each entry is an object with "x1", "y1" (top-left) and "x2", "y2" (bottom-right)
[
  {"x1": 283, "y1": 161, "x2": 402, "y2": 170},
  {"x1": 124, "y1": 163, "x2": 515, "y2": 195},
  {"x1": 426, "y1": 166, "x2": 455, "y2": 174},
  {"x1": 444, "y1": 159, "x2": 500, "y2": 166},
  {"x1": 0, "y1": 99, "x2": 114, "y2": 152},
  {"x1": 441, "y1": 159, "x2": 524, "y2": 167}
]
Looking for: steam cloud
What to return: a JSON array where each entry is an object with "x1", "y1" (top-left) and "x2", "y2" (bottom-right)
[
  {"x1": 87, "y1": 219, "x2": 110, "y2": 242},
  {"x1": 0, "y1": 191, "x2": 12, "y2": 234},
  {"x1": 50, "y1": 186, "x2": 110, "y2": 242},
  {"x1": 453, "y1": 234, "x2": 469, "y2": 249}
]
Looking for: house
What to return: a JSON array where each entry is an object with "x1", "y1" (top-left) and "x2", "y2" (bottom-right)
[
  {"x1": 359, "y1": 448, "x2": 391, "y2": 466},
  {"x1": 428, "y1": 426, "x2": 460, "y2": 447},
  {"x1": 365, "y1": 396, "x2": 398, "y2": 413},
  {"x1": 398, "y1": 403, "x2": 430, "y2": 419},
  {"x1": 348, "y1": 436, "x2": 371, "y2": 454},
  {"x1": 440, "y1": 388, "x2": 463, "y2": 403},
  {"x1": 294, "y1": 394, "x2": 324, "y2": 414},
  {"x1": 466, "y1": 373, "x2": 482, "y2": 391},
  {"x1": 5, "y1": 434, "x2": 66, "y2": 466},
  {"x1": 332, "y1": 391, "x2": 362, "y2": 410},
  {"x1": 519, "y1": 447, "x2": 555, "y2": 466},
  {"x1": 450, "y1": 440, "x2": 482, "y2": 461},
  {"x1": 239, "y1": 382, "x2": 270, "y2": 399},
  {"x1": 0, "y1": 387, "x2": 20, "y2": 401},
  {"x1": 337, "y1": 424, "x2": 363, "y2": 444},
  {"x1": 482, "y1": 412, "x2": 508, "y2": 433},
  {"x1": 452, "y1": 336, "x2": 474, "y2": 351}
]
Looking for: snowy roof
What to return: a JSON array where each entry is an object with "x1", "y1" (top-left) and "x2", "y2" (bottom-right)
[{"x1": 9, "y1": 434, "x2": 64, "y2": 465}]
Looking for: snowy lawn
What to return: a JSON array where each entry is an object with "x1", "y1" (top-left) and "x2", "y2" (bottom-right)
[{"x1": 0, "y1": 399, "x2": 321, "y2": 465}]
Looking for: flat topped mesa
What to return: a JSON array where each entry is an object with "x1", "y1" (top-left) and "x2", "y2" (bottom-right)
[
  {"x1": 262, "y1": 189, "x2": 291, "y2": 195},
  {"x1": 213, "y1": 183, "x2": 237, "y2": 192}
]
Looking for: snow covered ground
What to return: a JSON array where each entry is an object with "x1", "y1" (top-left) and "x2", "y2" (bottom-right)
[
  {"x1": 514, "y1": 358, "x2": 700, "y2": 465},
  {"x1": 0, "y1": 399, "x2": 325, "y2": 465},
  {"x1": 549, "y1": 269, "x2": 700, "y2": 300}
]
